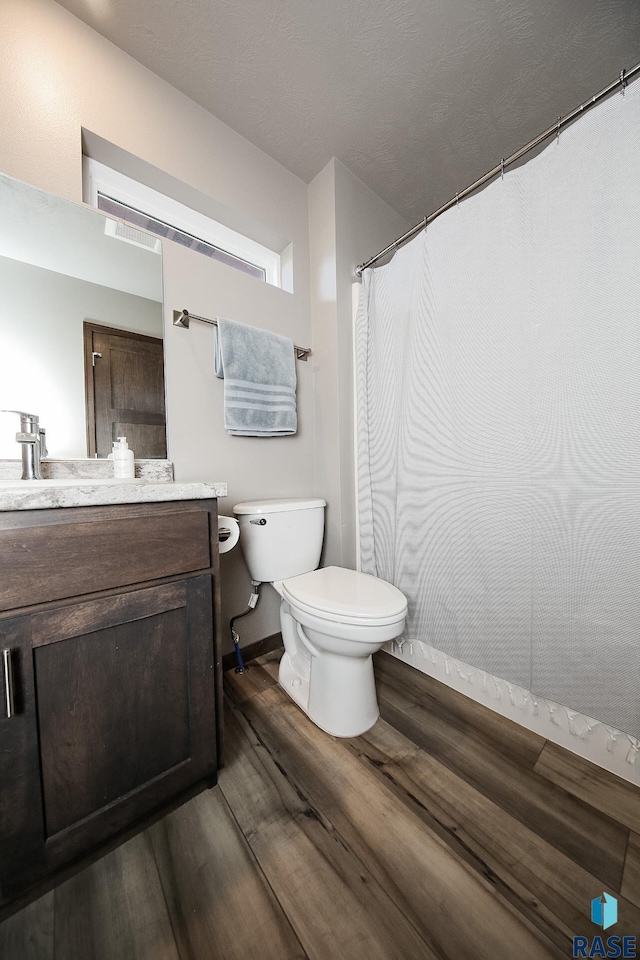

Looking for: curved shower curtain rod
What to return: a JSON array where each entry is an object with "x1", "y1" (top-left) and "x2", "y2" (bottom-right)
[{"x1": 355, "y1": 61, "x2": 640, "y2": 278}]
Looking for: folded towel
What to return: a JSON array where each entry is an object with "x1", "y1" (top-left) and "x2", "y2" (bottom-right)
[{"x1": 214, "y1": 317, "x2": 297, "y2": 436}]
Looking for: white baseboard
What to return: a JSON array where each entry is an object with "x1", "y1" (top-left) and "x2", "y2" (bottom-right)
[{"x1": 382, "y1": 640, "x2": 640, "y2": 788}]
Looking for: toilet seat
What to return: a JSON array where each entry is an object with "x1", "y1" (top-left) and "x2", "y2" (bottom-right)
[{"x1": 281, "y1": 565, "x2": 407, "y2": 627}]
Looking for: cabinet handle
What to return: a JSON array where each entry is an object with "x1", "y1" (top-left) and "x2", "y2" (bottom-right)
[{"x1": 2, "y1": 649, "x2": 15, "y2": 719}]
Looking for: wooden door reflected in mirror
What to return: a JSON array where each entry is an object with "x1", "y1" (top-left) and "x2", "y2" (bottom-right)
[{"x1": 84, "y1": 322, "x2": 167, "y2": 459}]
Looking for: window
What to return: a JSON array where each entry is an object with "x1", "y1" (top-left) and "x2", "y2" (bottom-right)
[{"x1": 83, "y1": 159, "x2": 281, "y2": 285}]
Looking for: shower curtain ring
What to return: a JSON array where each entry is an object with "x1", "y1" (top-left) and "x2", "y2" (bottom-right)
[
  {"x1": 556, "y1": 116, "x2": 561, "y2": 145},
  {"x1": 456, "y1": 193, "x2": 460, "y2": 208},
  {"x1": 500, "y1": 159, "x2": 505, "y2": 181},
  {"x1": 620, "y1": 68, "x2": 627, "y2": 96}
]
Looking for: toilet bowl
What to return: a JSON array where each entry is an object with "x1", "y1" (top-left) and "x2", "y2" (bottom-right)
[{"x1": 233, "y1": 499, "x2": 407, "y2": 737}]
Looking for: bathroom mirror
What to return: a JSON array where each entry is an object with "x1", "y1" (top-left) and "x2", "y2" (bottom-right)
[{"x1": 0, "y1": 172, "x2": 165, "y2": 460}]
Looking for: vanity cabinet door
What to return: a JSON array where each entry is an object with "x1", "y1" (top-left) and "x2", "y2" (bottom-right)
[{"x1": 0, "y1": 575, "x2": 216, "y2": 903}]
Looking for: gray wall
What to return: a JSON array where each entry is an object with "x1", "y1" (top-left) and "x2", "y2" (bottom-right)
[{"x1": 309, "y1": 159, "x2": 410, "y2": 569}]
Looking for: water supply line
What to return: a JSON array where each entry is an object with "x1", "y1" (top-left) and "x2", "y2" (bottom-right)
[{"x1": 229, "y1": 581, "x2": 262, "y2": 674}]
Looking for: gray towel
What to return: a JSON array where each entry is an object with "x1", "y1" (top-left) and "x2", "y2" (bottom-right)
[{"x1": 214, "y1": 317, "x2": 297, "y2": 436}]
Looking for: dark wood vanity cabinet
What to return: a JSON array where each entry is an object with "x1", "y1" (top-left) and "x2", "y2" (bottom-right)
[{"x1": 0, "y1": 498, "x2": 222, "y2": 914}]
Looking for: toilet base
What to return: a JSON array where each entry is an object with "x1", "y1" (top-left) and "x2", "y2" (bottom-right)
[
  {"x1": 278, "y1": 647, "x2": 380, "y2": 738},
  {"x1": 278, "y1": 650, "x2": 311, "y2": 715}
]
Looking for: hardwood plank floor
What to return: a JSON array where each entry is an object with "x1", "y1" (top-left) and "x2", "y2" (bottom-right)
[
  {"x1": 220, "y1": 696, "x2": 435, "y2": 960},
  {"x1": 148, "y1": 785, "x2": 307, "y2": 960},
  {"x1": 53, "y1": 834, "x2": 180, "y2": 960},
  {"x1": 622, "y1": 833, "x2": 640, "y2": 909},
  {"x1": 375, "y1": 665, "x2": 629, "y2": 890},
  {"x1": 534, "y1": 741, "x2": 640, "y2": 832},
  {"x1": 346, "y1": 713, "x2": 640, "y2": 946},
  {"x1": 234, "y1": 684, "x2": 565, "y2": 957},
  {"x1": 0, "y1": 892, "x2": 54, "y2": 960},
  {"x1": 3, "y1": 646, "x2": 639, "y2": 958},
  {"x1": 221, "y1": 656, "x2": 279, "y2": 703},
  {"x1": 374, "y1": 651, "x2": 547, "y2": 768}
]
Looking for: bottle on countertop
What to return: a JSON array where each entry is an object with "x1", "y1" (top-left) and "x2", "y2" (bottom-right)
[{"x1": 111, "y1": 436, "x2": 135, "y2": 479}]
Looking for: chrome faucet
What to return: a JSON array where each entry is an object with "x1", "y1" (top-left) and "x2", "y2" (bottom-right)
[{"x1": 1, "y1": 410, "x2": 47, "y2": 480}]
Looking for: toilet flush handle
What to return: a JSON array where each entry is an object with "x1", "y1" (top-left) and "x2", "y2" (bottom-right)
[{"x1": 250, "y1": 518, "x2": 267, "y2": 525}]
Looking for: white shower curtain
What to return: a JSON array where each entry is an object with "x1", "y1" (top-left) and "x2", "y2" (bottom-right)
[{"x1": 356, "y1": 80, "x2": 640, "y2": 737}]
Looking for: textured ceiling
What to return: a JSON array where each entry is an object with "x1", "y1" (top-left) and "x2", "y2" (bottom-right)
[{"x1": 55, "y1": 0, "x2": 640, "y2": 221}]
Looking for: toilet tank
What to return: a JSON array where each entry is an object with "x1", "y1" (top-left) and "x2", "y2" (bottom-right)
[{"x1": 233, "y1": 498, "x2": 326, "y2": 583}]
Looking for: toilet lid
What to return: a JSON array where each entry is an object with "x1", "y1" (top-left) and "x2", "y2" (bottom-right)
[{"x1": 282, "y1": 566, "x2": 407, "y2": 626}]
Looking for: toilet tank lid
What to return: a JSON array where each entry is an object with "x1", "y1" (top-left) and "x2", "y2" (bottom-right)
[{"x1": 233, "y1": 497, "x2": 326, "y2": 515}]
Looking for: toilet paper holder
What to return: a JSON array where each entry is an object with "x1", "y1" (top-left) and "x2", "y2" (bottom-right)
[{"x1": 217, "y1": 515, "x2": 240, "y2": 553}]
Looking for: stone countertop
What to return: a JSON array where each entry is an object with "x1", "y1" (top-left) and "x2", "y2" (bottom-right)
[
  {"x1": 0, "y1": 458, "x2": 175, "y2": 482},
  {"x1": 0, "y1": 480, "x2": 228, "y2": 512}
]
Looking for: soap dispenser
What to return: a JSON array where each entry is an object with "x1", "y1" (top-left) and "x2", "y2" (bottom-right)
[{"x1": 112, "y1": 436, "x2": 135, "y2": 479}]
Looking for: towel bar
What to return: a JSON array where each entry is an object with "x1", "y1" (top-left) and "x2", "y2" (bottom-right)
[{"x1": 173, "y1": 309, "x2": 311, "y2": 361}]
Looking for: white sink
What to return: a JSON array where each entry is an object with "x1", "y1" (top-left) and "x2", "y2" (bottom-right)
[{"x1": 0, "y1": 478, "x2": 146, "y2": 488}]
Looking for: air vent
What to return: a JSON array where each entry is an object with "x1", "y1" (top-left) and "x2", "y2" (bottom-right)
[{"x1": 104, "y1": 217, "x2": 161, "y2": 254}]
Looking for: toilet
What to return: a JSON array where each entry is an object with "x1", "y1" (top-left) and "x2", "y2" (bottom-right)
[{"x1": 233, "y1": 498, "x2": 407, "y2": 737}]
